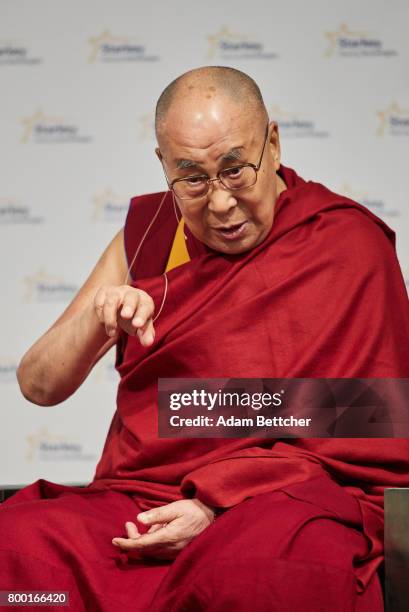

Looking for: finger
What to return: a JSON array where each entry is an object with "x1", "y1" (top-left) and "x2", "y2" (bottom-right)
[
  {"x1": 148, "y1": 523, "x2": 166, "y2": 534},
  {"x1": 125, "y1": 521, "x2": 141, "y2": 539},
  {"x1": 94, "y1": 287, "x2": 107, "y2": 323},
  {"x1": 120, "y1": 290, "x2": 141, "y2": 319},
  {"x1": 137, "y1": 506, "x2": 177, "y2": 526},
  {"x1": 112, "y1": 528, "x2": 172, "y2": 551},
  {"x1": 102, "y1": 292, "x2": 121, "y2": 336},
  {"x1": 132, "y1": 296, "x2": 155, "y2": 330},
  {"x1": 137, "y1": 319, "x2": 155, "y2": 347}
]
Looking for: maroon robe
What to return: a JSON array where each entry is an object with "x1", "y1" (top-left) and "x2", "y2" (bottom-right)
[
  {"x1": 93, "y1": 165, "x2": 409, "y2": 588},
  {"x1": 1, "y1": 165, "x2": 408, "y2": 610}
]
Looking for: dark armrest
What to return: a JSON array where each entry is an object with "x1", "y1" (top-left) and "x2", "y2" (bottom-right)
[
  {"x1": 0, "y1": 485, "x2": 25, "y2": 503},
  {"x1": 384, "y1": 488, "x2": 409, "y2": 612}
]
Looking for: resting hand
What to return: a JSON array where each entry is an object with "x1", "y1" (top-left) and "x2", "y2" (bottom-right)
[
  {"x1": 93, "y1": 285, "x2": 155, "y2": 346},
  {"x1": 112, "y1": 498, "x2": 215, "y2": 560}
]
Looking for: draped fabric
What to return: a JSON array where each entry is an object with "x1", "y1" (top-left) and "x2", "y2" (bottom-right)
[
  {"x1": 88, "y1": 165, "x2": 409, "y2": 590},
  {"x1": 148, "y1": 475, "x2": 384, "y2": 611},
  {"x1": 0, "y1": 476, "x2": 384, "y2": 611}
]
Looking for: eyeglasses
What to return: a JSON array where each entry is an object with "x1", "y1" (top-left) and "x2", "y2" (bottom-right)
[{"x1": 162, "y1": 122, "x2": 270, "y2": 201}]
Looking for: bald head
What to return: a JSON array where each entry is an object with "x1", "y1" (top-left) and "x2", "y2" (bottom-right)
[{"x1": 155, "y1": 66, "x2": 267, "y2": 139}]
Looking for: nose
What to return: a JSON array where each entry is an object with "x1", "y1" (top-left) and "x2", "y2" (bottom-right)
[{"x1": 207, "y1": 180, "x2": 237, "y2": 214}]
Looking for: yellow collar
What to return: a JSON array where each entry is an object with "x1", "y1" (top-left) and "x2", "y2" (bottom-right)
[{"x1": 165, "y1": 218, "x2": 191, "y2": 272}]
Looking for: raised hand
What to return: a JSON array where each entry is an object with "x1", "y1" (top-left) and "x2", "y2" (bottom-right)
[{"x1": 93, "y1": 285, "x2": 155, "y2": 346}]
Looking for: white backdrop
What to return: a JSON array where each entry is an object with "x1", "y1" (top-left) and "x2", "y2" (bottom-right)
[{"x1": 1, "y1": 0, "x2": 408, "y2": 485}]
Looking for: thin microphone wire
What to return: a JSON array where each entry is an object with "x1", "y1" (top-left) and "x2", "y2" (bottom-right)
[
  {"x1": 123, "y1": 190, "x2": 170, "y2": 285},
  {"x1": 152, "y1": 272, "x2": 168, "y2": 323},
  {"x1": 172, "y1": 190, "x2": 181, "y2": 224},
  {"x1": 123, "y1": 189, "x2": 179, "y2": 325}
]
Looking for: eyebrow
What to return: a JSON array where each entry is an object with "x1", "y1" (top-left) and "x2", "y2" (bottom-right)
[
  {"x1": 175, "y1": 146, "x2": 245, "y2": 170},
  {"x1": 221, "y1": 147, "x2": 243, "y2": 162},
  {"x1": 176, "y1": 159, "x2": 198, "y2": 169}
]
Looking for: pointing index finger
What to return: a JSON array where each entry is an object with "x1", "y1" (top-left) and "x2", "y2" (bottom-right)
[{"x1": 120, "y1": 290, "x2": 141, "y2": 318}]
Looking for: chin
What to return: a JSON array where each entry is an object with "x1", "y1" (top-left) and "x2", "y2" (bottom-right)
[{"x1": 212, "y1": 238, "x2": 259, "y2": 255}]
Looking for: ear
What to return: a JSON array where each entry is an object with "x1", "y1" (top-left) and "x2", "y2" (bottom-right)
[
  {"x1": 268, "y1": 121, "x2": 281, "y2": 171},
  {"x1": 155, "y1": 147, "x2": 163, "y2": 162}
]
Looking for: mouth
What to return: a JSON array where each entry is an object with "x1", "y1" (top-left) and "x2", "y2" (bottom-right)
[{"x1": 213, "y1": 221, "x2": 248, "y2": 241}]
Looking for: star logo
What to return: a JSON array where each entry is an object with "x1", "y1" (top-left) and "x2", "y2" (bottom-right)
[
  {"x1": 207, "y1": 26, "x2": 250, "y2": 59},
  {"x1": 91, "y1": 189, "x2": 127, "y2": 221},
  {"x1": 270, "y1": 105, "x2": 300, "y2": 122},
  {"x1": 325, "y1": 23, "x2": 370, "y2": 57},
  {"x1": 89, "y1": 30, "x2": 116, "y2": 62},
  {"x1": 377, "y1": 101, "x2": 409, "y2": 136},
  {"x1": 21, "y1": 110, "x2": 44, "y2": 143},
  {"x1": 23, "y1": 268, "x2": 66, "y2": 302},
  {"x1": 0, "y1": 38, "x2": 24, "y2": 50},
  {"x1": 21, "y1": 110, "x2": 67, "y2": 143},
  {"x1": 88, "y1": 30, "x2": 142, "y2": 62},
  {"x1": 21, "y1": 110, "x2": 58, "y2": 143},
  {"x1": 26, "y1": 428, "x2": 66, "y2": 462},
  {"x1": 269, "y1": 105, "x2": 317, "y2": 132},
  {"x1": 338, "y1": 183, "x2": 367, "y2": 202},
  {"x1": 23, "y1": 268, "x2": 49, "y2": 301}
]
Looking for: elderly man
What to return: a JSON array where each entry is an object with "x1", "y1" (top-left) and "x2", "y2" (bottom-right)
[{"x1": 2, "y1": 66, "x2": 409, "y2": 611}]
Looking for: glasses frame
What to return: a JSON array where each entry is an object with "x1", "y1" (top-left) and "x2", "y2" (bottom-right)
[{"x1": 162, "y1": 122, "x2": 270, "y2": 201}]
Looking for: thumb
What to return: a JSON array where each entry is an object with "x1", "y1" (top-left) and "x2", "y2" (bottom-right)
[{"x1": 137, "y1": 505, "x2": 177, "y2": 525}]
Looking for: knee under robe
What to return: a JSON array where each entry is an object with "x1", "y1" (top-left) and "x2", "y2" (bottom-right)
[{"x1": 0, "y1": 475, "x2": 384, "y2": 611}]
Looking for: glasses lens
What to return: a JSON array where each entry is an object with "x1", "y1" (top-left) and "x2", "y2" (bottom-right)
[
  {"x1": 173, "y1": 176, "x2": 208, "y2": 199},
  {"x1": 219, "y1": 166, "x2": 257, "y2": 191}
]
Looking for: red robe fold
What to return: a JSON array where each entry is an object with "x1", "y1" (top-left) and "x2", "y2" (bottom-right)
[{"x1": 89, "y1": 165, "x2": 409, "y2": 589}]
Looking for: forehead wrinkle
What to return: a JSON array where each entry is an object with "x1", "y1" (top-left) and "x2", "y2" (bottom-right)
[
  {"x1": 166, "y1": 125, "x2": 257, "y2": 172},
  {"x1": 176, "y1": 146, "x2": 245, "y2": 169},
  {"x1": 173, "y1": 141, "x2": 247, "y2": 169}
]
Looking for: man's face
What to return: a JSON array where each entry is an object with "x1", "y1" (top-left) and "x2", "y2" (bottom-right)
[{"x1": 156, "y1": 98, "x2": 285, "y2": 254}]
